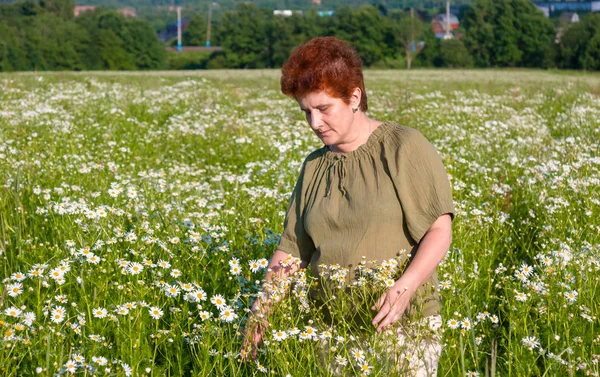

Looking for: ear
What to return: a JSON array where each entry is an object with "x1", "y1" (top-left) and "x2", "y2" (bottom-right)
[{"x1": 350, "y1": 87, "x2": 362, "y2": 109}]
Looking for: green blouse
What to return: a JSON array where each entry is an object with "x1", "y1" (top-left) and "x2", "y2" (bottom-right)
[{"x1": 277, "y1": 122, "x2": 455, "y2": 319}]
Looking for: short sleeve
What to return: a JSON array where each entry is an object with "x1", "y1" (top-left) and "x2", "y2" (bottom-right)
[
  {"x1": 277, "y1": 162, "x2": 316, "y2": 263},
  {"x1": 386, "y1": 127, "x2": 455, "y2": 244}
]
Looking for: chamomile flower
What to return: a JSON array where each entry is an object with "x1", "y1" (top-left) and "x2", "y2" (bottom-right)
[
  {"x1": 5, "y1": 306, "x2": 22, "y2": 317},
  {"x1": 564, "y1": 290, "x2": 578, "y2": 304},
  {"x1": 359, "y1": 362, "x2": 373, "y2": 375},
  {"x1": 93, "y1": 307, "x2": 108, "y2": 318},
  {"x1": 6, "y1": 283, "x2": 23, "y2": 297},
  {"x1": 522, "y1": 336, "x2": 540, "y2": 350},
  {"x1": 10, "y1": 272, "x2": 26, "y2": 281},
  {"x1": 51, "y1": 306, "x2": 66, "y2": 323},
  {"x1": 148, "y1": 307, "x2": 164, "y2": 320},
  {"x1": 351, "y1": 348, "x2": 365, "y2": 362},
  {"x1": 219, "y1": 307, "x2": 238, "y2": 323},
  {"x1": 249, "y1": 260, "x2": 261, "y2": 273},
  {"x1": 211, "y1": 294, "x2": 226, "y2": 309},
  {"x1": 272, "y1": 330, "x2": 288, "y2": 341},
  {"x1": 447, "y1": 318, "x2": 460, "y2": 329},
  {"x1": 229, "y1": 265, "x2": 242, "y2": 275},
  {"x1": 92, "y1": 356, "x2": 108, "y2": 366}
]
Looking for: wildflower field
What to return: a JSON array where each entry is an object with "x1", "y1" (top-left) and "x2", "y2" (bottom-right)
[{"x1": 0, "y1": 70, "x2": 599, "y2": 377}]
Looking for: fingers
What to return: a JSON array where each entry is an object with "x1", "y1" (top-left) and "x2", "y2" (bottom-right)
[
  {"x1": 241, "y1": 319, "x2": 266, "y2": 362},
  {"x1": 371, "y1": 296, "x2": 392, "y2": 326},
  {"x1": 371, "y1": 294, "x2": 386, "y2": 311},
  {"x1": 372, "y1": 293, "x2": 409, "y2": 332},
  {"x1": 375, "y1": 306, "x2": 402, "y2": 332}
]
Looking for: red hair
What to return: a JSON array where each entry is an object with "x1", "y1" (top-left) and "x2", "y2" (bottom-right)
[{"x1": 281, "y1": 37, "x2": 368, "y2": 112}]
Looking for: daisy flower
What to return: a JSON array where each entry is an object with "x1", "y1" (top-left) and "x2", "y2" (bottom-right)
[
  {"x1": 148, "y1": 307, "x2": 164, "y2": 320},
  {"x1": 93, "y1": 308, "x2": 108, "y2": 318},
  {"x1": 51, "y1": 306, "x2": 66, "y2": 323},
  {"x1": 5, "y1": 306, "x2": 22, "y2": 317},
  {"x1": 10, "y1": 272, "x2": 26, "y2": 281},
  {"x1": 359, "y1": 362, "x2": 373, "y2": 375},
  {"x1": 92, "y1": 356, "x2": 108, "y2": 366},
  {"x1": 128, "y1": 262, "x2": 144, "y2": 275},
  {"x1": 229, "y1": 265, "x2": 242, "y2": 275},
  {"x1": 6, "y1": 283, "x2": 23, "y2": 297},
  {"x1": 521, "y1": 336, "x2": 540, "y2": 350},
  {"x1": 272, "y1": 330, "x2": 288, "y2": 341},
  {"x1": 211, "y1": 294, "x2": 227, "y2": 310},
  {"x1": 351, "y1": 348, "x2": 365, "y2": 362},
  {"x1": 219, "y1": 307, "x2": 238, "y2": 323},
  {"x1": 447, "y1": 318, "x2": 460, "y2": 329},
  {"x1": 249, "y1": 260, "x2": 261, "y2": 273}
]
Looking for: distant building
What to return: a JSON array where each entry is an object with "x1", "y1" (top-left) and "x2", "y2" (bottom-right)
[
  {"x1": 318, "y1": 10, "x2": 334, "y2": 17},
  {"x1": 432, "y1": 13, "x2": 459, "y2": 39},
  {"x1": 74, "y1": 5, "x2": 137, "y2": 17},
  {"x1": 119, "y1": 7, "x2": 136, "y2": 17},
  {"x1": 74, "y1": 5, "x2": 96, "y2": 16},
  {"x1": 273, "y1": 10, "x2": 303, "y2": 16},
  {"x1": 560, "y1": 12, "x2": 580, "y2": 23},
  {"x1": 555, "y1": 12, "x2": 580, "y2": 43},
  {"x1": 532, "y1": 1, "x2": 600, "y2": 16},
  {"x1": 158, "y1": 18, "x2": 189, "y2": 42},
  {"x1": 536, "y1": 5, "x2": 550, "y2": 17}
]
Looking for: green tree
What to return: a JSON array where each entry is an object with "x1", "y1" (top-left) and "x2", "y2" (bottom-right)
[
  {"x1": 217, "y1": 3, "x2": 269, "y2": 68},
  {"x1": 439, "y1": 38, "x2": 473, "y2": 67},
  {"x1": 328, "y1": 6, "x2": 395, "y2": 67},
  {"x1": 414, "y1": 25, "x2": 441, "y2": 67},
  {"x1": 39, "y1": 0, "x2": 74, "y2": 20},
  {"x1": 554, "y1": 14, "x2": 600, "y2": 70},
  {"x1": 122, "y1": 18, "x2": 167, "y2": 69},
  {"x1": 77, "y1": 9, "x2": 166, "y2": 70},
  {"x1": 393, "y1": 12, "x2": 425, "y2": 69},
  {"x1": 96, "y1": 28, "x2": 136, "y2": 69},
  {"x1": 582, "y1": 33, "x2": 600, "y2": 70},
  {"x1": 0, "y1": 23, "x2": 27, "y2": 71},
  {"x1": 267, "y1": 14, "x2": 303, "y2": 68},
  {"x1": 30, "y1": 14, "x2": 88, "y2": 70},
  {"x1": 462, "y1": 0, "x2": 554, "y2": 67},
  {"x1": 182, "y1": 13, "x2": 209, "y2": 46}
]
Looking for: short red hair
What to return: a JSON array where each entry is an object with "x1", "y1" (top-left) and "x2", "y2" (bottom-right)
[{"x1": 281, "y1": 37, "x2": 368, "y2": 112}]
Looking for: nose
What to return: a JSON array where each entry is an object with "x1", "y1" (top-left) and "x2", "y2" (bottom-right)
[{"x1": 306, "y1": 111, "x2": 322, "y2": 131}]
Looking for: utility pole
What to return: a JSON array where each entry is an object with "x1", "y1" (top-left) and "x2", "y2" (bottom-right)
[
  {"x1": 177, "y1": 6, "x2": 182, "y2": 52},
  {"x1": 410, "y1": 7, "x2": 415, "y2": 53},
  {"x1": 443, "y1": 0, "x2": 453, "y2": 40},
  {"x1": 206, "y1": 3, "x2": 212, "y2": 47}
]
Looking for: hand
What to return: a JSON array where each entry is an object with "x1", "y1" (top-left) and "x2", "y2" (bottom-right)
[
  {"x1": 371, "y1": 280, "x2": 416, "y2": 332},
  {"x1": 240, "y1": 302, "x2": 270, "y2": 361}
]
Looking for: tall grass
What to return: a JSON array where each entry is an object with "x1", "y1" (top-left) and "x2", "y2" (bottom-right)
[{"x1": 0, "y1": 70, "x2": 598, "y2": 376}]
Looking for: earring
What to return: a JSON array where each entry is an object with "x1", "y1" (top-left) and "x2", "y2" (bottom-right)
[{"x1": 352, "y1": 107, "x2": 358, "y2": 113}]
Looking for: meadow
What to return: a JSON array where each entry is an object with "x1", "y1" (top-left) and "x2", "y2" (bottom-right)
[{"x1": 0, "y1": 69, "x2": 599, "y2": 376}]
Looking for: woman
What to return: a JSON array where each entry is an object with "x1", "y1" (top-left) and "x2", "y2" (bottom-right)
[{"x1": 242, "y1": 37, "x2": 454, "y2": 376}]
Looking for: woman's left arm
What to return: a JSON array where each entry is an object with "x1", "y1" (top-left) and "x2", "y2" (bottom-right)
[{"x1": 371, "y1": 213, "x2": 452, "y2": 332}]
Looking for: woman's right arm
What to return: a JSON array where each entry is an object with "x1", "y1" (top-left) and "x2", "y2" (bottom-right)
[{"x1": 241, "y1": 249, "x2": 306, "y2": 360}]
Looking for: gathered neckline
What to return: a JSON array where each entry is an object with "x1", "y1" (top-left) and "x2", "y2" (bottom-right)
[{"x1": 323, "y1": 121, "x2": 395, "y2": 161}]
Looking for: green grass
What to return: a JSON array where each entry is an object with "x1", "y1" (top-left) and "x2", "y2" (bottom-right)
[{"x1": 0, "y1": 70, "x2": 598, "y2": 376}]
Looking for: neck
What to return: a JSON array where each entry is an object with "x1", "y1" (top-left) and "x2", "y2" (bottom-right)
[{"x1": 330, "y1": 114, "x2": 379, "y2": 154}]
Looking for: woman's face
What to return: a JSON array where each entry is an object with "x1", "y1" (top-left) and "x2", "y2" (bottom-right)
[{"x1": 297, "y1": 90, "x2": 356, "y2": 147}]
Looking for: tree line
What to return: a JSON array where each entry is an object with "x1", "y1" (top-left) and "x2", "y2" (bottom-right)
[
  {"x1": 1, "y1": 0, "x2": 600, "y2": 71},
  {"x1": 0, "y1": 0, "x2": 166, "y2": 71}
]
